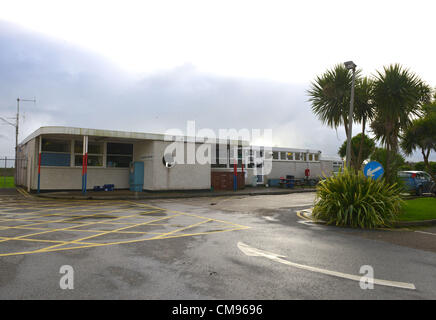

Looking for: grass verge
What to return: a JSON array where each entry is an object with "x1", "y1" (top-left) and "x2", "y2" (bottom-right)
[
  {"x1": 398, "y1": 197, "x2": 436, "y2": 221},
  {"x1": 0, "y1": 176, "x2": 15, "y2": 188}
]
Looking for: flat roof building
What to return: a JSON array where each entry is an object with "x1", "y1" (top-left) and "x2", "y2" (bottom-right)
[{"x1": 17, "y1": 126, "x2": 342, "y2": 192}]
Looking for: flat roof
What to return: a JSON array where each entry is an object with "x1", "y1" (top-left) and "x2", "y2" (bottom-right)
[
  {"x1": 20, "y1": 126, "x2": 328, "y2": 156},
  {"x1": 20, "y1": 126, "x2": 250, "y2": 146}
]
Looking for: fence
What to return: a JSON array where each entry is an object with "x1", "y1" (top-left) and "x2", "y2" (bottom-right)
[{"x1": 0, "y1": 157, "x2": 28, "y2": 188}]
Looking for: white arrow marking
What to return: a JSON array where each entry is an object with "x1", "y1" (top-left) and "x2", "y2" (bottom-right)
[
  {"x1": 237, "y1": 242, "x2": 415, "y2": 290},
  {"x1": 366, "y1": 166, "x2": 382, "y2": 177}
]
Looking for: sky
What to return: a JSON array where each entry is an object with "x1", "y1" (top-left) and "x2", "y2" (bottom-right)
[{"x1": 0, "y1": 0, "x2": 435, "y2": 161}]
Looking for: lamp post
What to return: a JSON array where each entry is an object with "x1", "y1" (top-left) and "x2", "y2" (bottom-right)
[{"x1": 344, "y1": 61, "x2": 356, "y2": 169}]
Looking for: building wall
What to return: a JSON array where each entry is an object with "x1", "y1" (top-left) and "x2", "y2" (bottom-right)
[
  {"x1": 21, "y1": 137, "x2": 211, "y2": 191},
  {"x1": 17, "y1": 131, "x2": 336, "y2": 191},
  {"x1": 24, "y1": 136, "x2": 131, "y2": 191},
  {"x1": 38, "y1": 167, "x2": 129, "y2": 190},
  {"x1": 16, "y1": 140, "x2": 29, "y2": 188},
  {"x1": 148, "y1": 140, "x2": 211, "y2": 191},
  {"x1": 264, "y1": 160, "x2": 322, "y2": 181},
  {"x1": 320, "y1": 160, "x2": 334, "y2": 177},
  {"x1": 16, "y1": 137, "x2": 37, "y2": 190}
]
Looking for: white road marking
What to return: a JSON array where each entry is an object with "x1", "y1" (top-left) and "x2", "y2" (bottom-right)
[
  {"x1": 297, "y1": 220, "x2": 318, "y2": 226},
  {"x1": 414, "y1": 230, "x2": 436, "y2": 236},
  {"x1": 264, "y1": 216, "x2": 278, "y2": 222},
  {"x1": 237, "y1": 242, "x2": 416, "y2": 290}
]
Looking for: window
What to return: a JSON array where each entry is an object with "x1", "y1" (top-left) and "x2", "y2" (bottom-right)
[
  {"x1": 272, "y1": 152, "x2": 279, "y2": 160},
  {"x1": 294, "y1": 153, "x2": 301, "y2": 161},
  {"x1": 314, "y1": 153, "x2": 320, "y2": 161},
  {"x1": 422, "y1": 172, "x2": 432, "y2": 180},
  {"x1": 42, "y1": 138, "x2": 70, "y2": 153},
  {"x1": 398, "y1": 172, "x2": 412, "y2": 178},
  {"x1": 286, "y1": 152, "x2": 293, "y2": 160},
  {"x1": 308, "y1": 154, "x2": 313, "y2": 161},
  {"x1": 212, "y1": 144, "x2": 228, "y2": 168},
  {"x1": 74, "y1": 140, "x2": 103, "y2": 167},
  {"x1": 40, "y1": 138, "x2": 70, "y2": 166},
  {"x1": 75, "y1": 155, "x2": 103, "y2": 167},
  {"x1": 280, "y1": 152, "x2": 286, "y2": 160},
  {"x1": 107, "y1": 142, "x2": 133, "y2": 168},
  {"x1": 74, "y1": 141, "x2": 103, "y2": 154}
]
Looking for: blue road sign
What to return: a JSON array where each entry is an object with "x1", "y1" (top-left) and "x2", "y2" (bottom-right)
[{"x1": 364, "y1": 161, "x2": 384, "y2": 180}]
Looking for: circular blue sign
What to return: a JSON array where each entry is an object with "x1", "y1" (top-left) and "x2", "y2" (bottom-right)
[{"x1": 364, "y1": 161, "x2": 384, "y2": 180}]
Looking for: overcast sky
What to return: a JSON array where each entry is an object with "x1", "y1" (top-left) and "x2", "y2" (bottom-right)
[{"x1": 1, "y1": 0, "x2": 435, "y2": 161}]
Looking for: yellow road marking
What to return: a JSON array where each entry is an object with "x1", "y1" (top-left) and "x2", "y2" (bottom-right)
[
  {"x1": 153, "y1": 218, "x2": 212, "y2": 239},
  {"x1": 16, "y1": 188, "x2": 30, "y2": 198},
  {"x1": 36, "y1": 213, "x2": 183, "y2": 252},
  {"x1": 0, "y1": 236, "x2": 99, "y2": 245},
  {"x1": 296, "y1": 210, "x2": 312, "y2": 221},
  {"x1": 125, "y1": 200, "x2": 250, "y2": 229},
  {"x1": 159, "y1": 227, "x2": 250, "y2": 240},
  {"x1": 0, "y1": 208, "x2": 150, "y2": 244},
  {"x1": 0, "y1": 199, "x2": 250, "y2": 257}
]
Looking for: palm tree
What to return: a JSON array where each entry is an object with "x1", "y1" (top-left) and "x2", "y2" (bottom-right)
[
  {"x1": 400, "y1": 100, "x2": 436, "y2": 184},
  {"x1": 370, "y1": 64, "x2": 431, "y2": 182},
  {"x1": 353, "y1": 77, "x2": 375, "y2": 169},
  {"x1": 308, "y1": 64, "x2": 361, "y2": 139}
]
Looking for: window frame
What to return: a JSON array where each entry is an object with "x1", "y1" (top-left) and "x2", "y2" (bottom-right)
[
  {"x1": 40, "y1": 138, "x2": 71, "y2": 167},
  {"x1": 73, "y1": 140, "x2": 104, "y2": 167},
  {"x1": 106, "y1": 142, "x2": 133, "y2": 168}
]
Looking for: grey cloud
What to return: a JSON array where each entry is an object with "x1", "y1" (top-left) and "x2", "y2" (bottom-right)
[{"x1": 0, "y1": 21, "x2": 433, "y2": 162}]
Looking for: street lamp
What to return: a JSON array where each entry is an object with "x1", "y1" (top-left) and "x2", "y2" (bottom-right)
[{"x1": 344, "y1": 61, "x2": 356, "y2": 169}]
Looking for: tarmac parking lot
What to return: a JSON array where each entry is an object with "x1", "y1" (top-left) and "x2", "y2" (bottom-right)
[
  {"x1": 1, "y1": 191, "x2": 436, "y2": 299},
  {"x1": 0, "y1": 198, "x2": 249, "y2": 257}
]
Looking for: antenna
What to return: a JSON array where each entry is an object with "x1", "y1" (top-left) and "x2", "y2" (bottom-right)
[{"x1": 3, "y1": 97, "x2": 37, "y2": 180}]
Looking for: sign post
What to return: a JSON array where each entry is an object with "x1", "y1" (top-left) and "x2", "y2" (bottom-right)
[{"x1": 364, "y1": 161, "x2": 384, "y2": 180}]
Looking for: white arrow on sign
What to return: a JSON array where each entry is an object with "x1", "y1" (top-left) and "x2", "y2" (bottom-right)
[
  {"x1": 237, "y1": 242, "x2": 415, "y2": 290},
  {"x1": 366, "y1": 166, "x2": 382, "y2": 177}
]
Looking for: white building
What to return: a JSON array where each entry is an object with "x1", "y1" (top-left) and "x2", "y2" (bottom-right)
[{"x1": 16, "y1": 126, "x2": 342, "y2": 192}]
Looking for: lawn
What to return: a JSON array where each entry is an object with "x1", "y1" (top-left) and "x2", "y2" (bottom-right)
[
  {"x1": 398, "y1": 198, "x2": 436, "y2": 221},
  {"x1": 0, "y1": 176, "x2": 15, "y2": 188}
]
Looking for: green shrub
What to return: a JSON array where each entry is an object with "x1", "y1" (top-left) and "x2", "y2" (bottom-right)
[{"x1": 312, "y1": 169, "x2": 403, "y2": 228}]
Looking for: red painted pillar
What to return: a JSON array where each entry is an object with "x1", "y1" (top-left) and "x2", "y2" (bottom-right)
[{"x1": 233, "y1": 159, "x2": 237, "y2": 191}]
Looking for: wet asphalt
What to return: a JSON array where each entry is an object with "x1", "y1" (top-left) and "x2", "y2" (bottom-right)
[{"x1": 1, "y1": 193, "x2": 436, "y2": 299}]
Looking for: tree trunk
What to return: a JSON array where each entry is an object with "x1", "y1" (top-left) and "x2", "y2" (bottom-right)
[
  {"x1": 422, "y1": 149, "x2": 436, "y2": 185},
  {"x1": 385, "y1": 133, "x2": 391, "y2": 182},
  {"x1": 357, "y1": 118, "x2": 366, "y2": 171},
  {"x1": 343, "y1": 115, "x2": 348, "y2": 139},
  {"x1": 390, "y1": 128, "x2": 400, "y2": 183}
]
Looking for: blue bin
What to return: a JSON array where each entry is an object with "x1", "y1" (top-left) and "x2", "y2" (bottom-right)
[
  {"x1": 268, "y1": 179, "x2": 281, "y2": 187},
  {"x1": 103, "y1": 184, "x2": 114, "y2": 191}
]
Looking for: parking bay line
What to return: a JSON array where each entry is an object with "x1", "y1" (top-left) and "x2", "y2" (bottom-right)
[
  {"x1": 34, "y1": 213, "x2": 184, "y2": 252},
  {"x1": 0, "y1": 200, "x2": 251, "y2": 256},
  {"x1": 237, "y1": 242, "x2": 416, "y2": 290},
  {"x1": 0, "y1": 209, "x2": 163, "y2": 245},
  {"x1": 125, "y1": 200, "x2": 250, "y2": 230}
]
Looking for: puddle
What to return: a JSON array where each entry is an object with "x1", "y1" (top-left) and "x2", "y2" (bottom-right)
[
  {"x1": 70, "y1": 214, "x2": 117, "y2": 220},
  {"x1": 140, "y1": 211, "x2": 167, "y2": 216}
]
